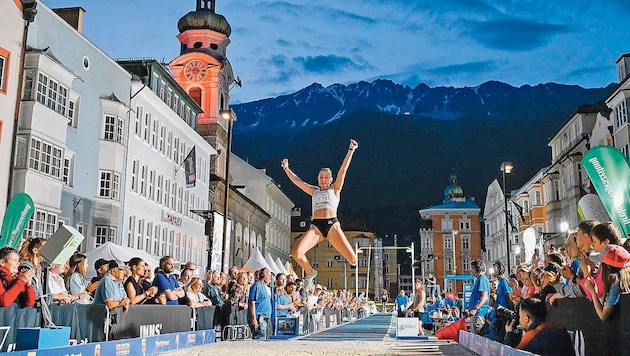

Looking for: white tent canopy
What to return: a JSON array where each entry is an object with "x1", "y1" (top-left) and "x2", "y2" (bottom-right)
[
  {"x1": 84, "y1": 242, "x2": 160, "y2": 278},
  {"x1": 265, "y1": 252, "x2": 282, "y2": 274},
  {"x1": 286, "y1": 261, "x2": 298, "y2": 279},
  {"x1": 243, "y1": 247, "x2": 271, "y2": 272},
  {"x1": 275, "y1": 257, "x2": 288, "y2": 274}
]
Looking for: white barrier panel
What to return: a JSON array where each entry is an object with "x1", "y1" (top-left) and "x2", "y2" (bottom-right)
[{"x1": 396, "y1": 317, "x2": 418, "y2": 337}]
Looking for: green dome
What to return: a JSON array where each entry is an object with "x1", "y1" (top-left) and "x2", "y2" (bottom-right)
[{"x1": 443, "y1": 174, "x2": 465, "y2": 203}]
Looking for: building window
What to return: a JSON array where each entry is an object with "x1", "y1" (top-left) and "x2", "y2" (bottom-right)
[
  {"x1": 156, "y1": 174, "x2": 163, "y2": 205},
  {"x1": 143, "y1": 111, "x2": 151, "y2": 142},
  {"x1": 148, "y1": 169, "x2": 155, "y2": 201},
  {"x1": 459, "y1": 220, "x2": 471, "y2": 231},
  {"x1": 130, "y1": 159, "x2": 139, "y2": 192},
  {"x1": 28, "y1": 137, "x2": 63, "y2": 179},
  {"x1": 151, "y1": 119, "x2": 158, "y2": 147},
  {"x1": 163, "y1": 178, "x2": 170, "y2": 207},
  {"x1": 444, "y1": 235, "x2": 452, "y2": 250},
  {"x1": 441, "y1": 219, "x2": 453, "y2": 231},
  {"x1": 173, "y1": 136, "x2": 180, "y2": 164},
  {"x1": 462, "y1": 235, "x2": 470, "y2": 250},
  {"x1": 327, "y1": 278, "x2": 333, "y2": 289},
  {"x1": 96, "y1": 226, "x2": 116, "y2": 247},
  {"x1": 140, "y1": 164, "x2": 147, "y2": 196},
  {"x1": 136, "y1": 218, "x2": 144, "y2": 250},
  {"x1": 384, "y1": 264, "x2": 390, "y2": 274},
  {"x1": 445, "y1": 258, "x2": 453, "y2": 272},
  {"x1": 62, "y1": 156, "x2": 74, "y2": 186},
  {"x1": 127, "y1": 215, "x2": 135, "y2": 248},
  {"x1": 462, "y1": 258, "x2": 471, "y2": 272},
  {"x1": 159, "y1": 125, "x2": 165, "y2": 153},
  {"x1": 327, "y1": 259, "x2": 333, "y2": 268},
  {"x1": 67, "y1": 98, "x2": 79, "y2": 128},
  {"x1": 615, "y1": 100, "x2": 628, "y2": 130},
  {"x1": 35, "y1": 72, "x2": 69, "y2": 116},
  {"x1": 25, "y1": 209, "x2": 57, "y2": 239},
  {"x1": 104, "y1": 114, "x2": 123, "y2": 143},
  {"x1": 384, "y1": 253, "x2": 389, "y2": 261},
  {"x1": 134, "y1": 105, "x2": 142, "y2": 136},
  {"x1": 166, "y1": 131, "x2": 172, "y2": 158},
  {"x1": 98, "y1": 170, "x2": 120, "y2": 200},
  {"x1": 0, "y1": 49, "x2": 8, "y2": 94}
]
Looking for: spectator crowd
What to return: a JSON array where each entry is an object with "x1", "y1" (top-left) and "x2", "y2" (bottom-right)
[{"x1": 0, "y1": 240, "x2": 375, "y2": 341}]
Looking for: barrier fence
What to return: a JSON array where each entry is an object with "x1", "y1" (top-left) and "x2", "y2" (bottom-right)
[{"x1": 0, "y1": 302, "x2": 367, "y2": 351}]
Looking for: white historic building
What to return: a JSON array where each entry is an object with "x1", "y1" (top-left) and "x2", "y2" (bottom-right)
[{"x1": 117, "y1": 59, "x2": 216, "y2": 270}]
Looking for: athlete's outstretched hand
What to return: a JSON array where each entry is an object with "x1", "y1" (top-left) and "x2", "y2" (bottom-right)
[
  {"x1": 281, "y1": 158, "x2": 289, "y2": 170},
  {"x1": 349, "y1": 139, "x2": 358, "y2": 150}
]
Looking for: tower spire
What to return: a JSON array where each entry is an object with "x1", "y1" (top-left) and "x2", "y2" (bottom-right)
[{"x1": 196, "y1": 0, "x2": 216, "y2": 12}]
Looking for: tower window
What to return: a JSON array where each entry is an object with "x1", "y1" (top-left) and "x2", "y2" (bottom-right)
[
  {"x1": 193, "y1": 42, "x2": 203, "y2": 49},
  {"x1": 210, "y1": 43, "x2": 218, "y2": 50}
]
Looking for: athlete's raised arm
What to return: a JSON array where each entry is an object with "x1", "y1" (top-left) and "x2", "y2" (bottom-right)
[
  {"x1": 333, "y1": 139, "x2": 358, "y2": 192},
  {"x1": 281, "y1": 158, "x2": 317, "y2": 195}
]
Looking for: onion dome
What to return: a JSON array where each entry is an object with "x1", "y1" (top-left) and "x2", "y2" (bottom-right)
[{"x1": 177, "y1": 8, "x2": 231, "y2": 36}]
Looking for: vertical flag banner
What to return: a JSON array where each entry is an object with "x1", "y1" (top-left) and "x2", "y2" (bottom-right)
[
  {"x1": 0, "y1": 193, "x2": 35, "y2": 249},
  {"x1": 184, "y1": 146, "x2": 197, "y2": 188},
  {"x1": 582, "y1": 146, "x2": 630, "y2": 238}
]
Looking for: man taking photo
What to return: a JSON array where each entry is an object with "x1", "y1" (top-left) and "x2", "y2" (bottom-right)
[{"x1": 504, "y1": 297, "x2": 574, "y2": 355}]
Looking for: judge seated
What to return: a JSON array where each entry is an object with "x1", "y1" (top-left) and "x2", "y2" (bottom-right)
[{"x1": 0, "y1": 247, "x2": 36, "y2": 308}]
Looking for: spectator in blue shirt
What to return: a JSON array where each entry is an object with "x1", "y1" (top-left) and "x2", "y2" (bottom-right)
[
  {"x1": 93, "y1": 260, "x2": 131, "y2": 312},
  {"x1": 152, "y1": 256, "x2": 185, "y2": 305},
  {"x1": 493, "y1": 260, "x2": 513, "y2": 342},
  {"x1": 395, "y1": 290, "x2": 409, "y2": 317},
  {"x1": 249, "y1": 267, "x2": 272, "y2": 339},
  {"x1": 466, "y1": 259, "x2": 491, "y2": 335}
]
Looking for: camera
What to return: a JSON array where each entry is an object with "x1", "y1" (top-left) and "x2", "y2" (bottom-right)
[{"x1": 496, "y1": 305, "x2": 518, "y2": 320}]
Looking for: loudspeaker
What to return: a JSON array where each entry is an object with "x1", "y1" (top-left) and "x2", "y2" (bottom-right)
[{"x1": 39, "y1": 225, "x2": 85, "y2": 265}]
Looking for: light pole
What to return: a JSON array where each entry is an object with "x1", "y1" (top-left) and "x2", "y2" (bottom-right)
[
  {"x1": 501, "y1": 161, "x2": 513, "y2": 274},
  {"x1": 220, "y1": 109, "x2": 237, "y2": 273}
]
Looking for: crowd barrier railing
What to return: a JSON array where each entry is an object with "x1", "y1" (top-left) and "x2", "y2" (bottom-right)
[{"x1": 0, "y1": 301, "x2": 372, "y2": 350}]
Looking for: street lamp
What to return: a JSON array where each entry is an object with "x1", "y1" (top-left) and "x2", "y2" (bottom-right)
[
  {"x1": 220, "y1": 109, "x2": 236, "y2": 272},
  {"x1": 501, "y1": 161, "x2": 513, "y2": 274}
]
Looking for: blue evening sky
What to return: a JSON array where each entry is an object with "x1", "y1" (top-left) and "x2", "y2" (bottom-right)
[{"x1": 41, "y1": 0, "x2": 629, "y2": 103}]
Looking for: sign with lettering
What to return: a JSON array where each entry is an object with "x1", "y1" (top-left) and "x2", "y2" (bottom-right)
[{"x1": 162, "y1": 211, "x2": 183, "y2": 227}]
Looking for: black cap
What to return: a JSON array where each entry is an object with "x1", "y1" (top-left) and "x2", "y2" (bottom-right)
[
  {"x1": 94, "y1": 258, "x2": 109, "y2": 270},
  {"x1": 107, "y1": 260, "x2": 130, "y2": 271}
]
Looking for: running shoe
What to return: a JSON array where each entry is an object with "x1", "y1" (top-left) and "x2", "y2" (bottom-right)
[{"x1": 305, "y1": 269, "x2": 318, "y2": 290}]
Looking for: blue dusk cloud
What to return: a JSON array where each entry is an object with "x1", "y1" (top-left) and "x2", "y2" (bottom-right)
[{"x1": 462, "y1": 18, "x2": 572, "y2": 51}]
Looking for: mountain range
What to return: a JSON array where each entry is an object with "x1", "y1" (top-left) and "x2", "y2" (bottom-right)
[{"x1": 230, "y1": 80, "x2": 615, "y2": 236}]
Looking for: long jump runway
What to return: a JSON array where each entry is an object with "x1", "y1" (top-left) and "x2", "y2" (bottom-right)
[{"x1": 298, "y1": 313, "x2": 479, "y2": 355}]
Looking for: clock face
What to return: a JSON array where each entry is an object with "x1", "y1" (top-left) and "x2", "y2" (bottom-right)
[{"x1": 184, "y1": 60, "x2": 207, "y2": 81}]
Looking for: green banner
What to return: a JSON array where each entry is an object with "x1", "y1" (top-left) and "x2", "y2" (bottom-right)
[
  {"x1": 0, "y1": 193, "x2": 34, "y2": 249},
  {"x1": 582, "y1": 146, "x2": 630, "y2": 238}
]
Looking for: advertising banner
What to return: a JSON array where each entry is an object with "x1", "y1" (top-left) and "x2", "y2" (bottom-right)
[
  {"x1": 582, "y1": 146, "x2": 630, "y2": 238},
  {"x1": 577, "y1": 193, "x2": 612, "y2": 222},
  {"x1": 0, "y1": 193, "x2": 34, "y2": 249}
]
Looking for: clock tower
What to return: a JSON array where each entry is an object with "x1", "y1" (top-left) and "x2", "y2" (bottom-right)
[{"x1": 170, "y1": 0, "x2": 235, "y2": 174}]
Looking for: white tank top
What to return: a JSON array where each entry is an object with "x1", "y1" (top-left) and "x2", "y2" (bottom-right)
[{"x1": 312, "y1": 188, "x2": 339, "y2": 212}]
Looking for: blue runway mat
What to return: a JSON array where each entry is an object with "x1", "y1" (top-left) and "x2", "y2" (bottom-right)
[{"x1": 300, "y1": 313, "x2": 393, "y2": 341}]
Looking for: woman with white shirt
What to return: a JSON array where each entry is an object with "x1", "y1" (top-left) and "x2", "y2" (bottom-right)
[{"x1": 187, "y1": 277, "x2": 212, "y2": 308}]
